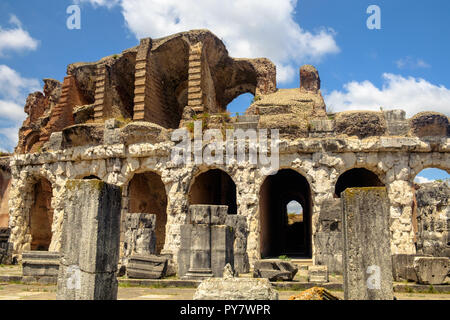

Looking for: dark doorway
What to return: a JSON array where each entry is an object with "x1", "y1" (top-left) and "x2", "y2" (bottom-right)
[
  {"x1": 128, "y1": 172, "x2": 168, "y2": 254},
  {"x1": 335, "y1": 168, "x2": 384, "y2": 197},
  {"x1": 259, "y1": 169, "x2": 312, "y2": 258},
  {"x1": 30, "y1": 178, "x2": 53, "y2": 251},
  {"x1": 189, "y1": 169, "x2": 237, "y2": 215}
]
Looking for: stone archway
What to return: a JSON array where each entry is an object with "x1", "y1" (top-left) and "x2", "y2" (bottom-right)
[
  {"x1": 335, "y1": 168, "x2": 384, "y2": 198},
  {"x1": 259, "y1": 169, "x2": 312, "y2": 258},
  {"x1": 188, "y1": 169, "x2": 237, "y2": 215},
  {"x1": 127, "y1": 172, "x2": 168, "y2": 254},
  {"x1": 30, "y1": 177, "x2": 54, "y2": 251}
]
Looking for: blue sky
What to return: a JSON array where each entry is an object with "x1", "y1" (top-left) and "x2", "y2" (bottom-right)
[{"x1": 0, "y1": 0, "x2": 448, "y2": 181}]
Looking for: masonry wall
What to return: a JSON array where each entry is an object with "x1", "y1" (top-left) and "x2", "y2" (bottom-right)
[{"x1": 6, "y1": 136, "x2": 450, "y2": 270}]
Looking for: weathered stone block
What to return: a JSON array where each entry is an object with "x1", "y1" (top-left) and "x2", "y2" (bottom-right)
[
  {"x1": 124, "y1": 213, "x2": 156, "y2": 258},
  {"x1": 180, "y1": 205, "x2": 234, "y2": 279},
  {"x1": 253, "y1": 259, "x2": 298, "y2": 281},
  {"x1": 0, "y1": 228, "x2": 12, "y2": 265},
  {"x1": 226, "y1": 215, "x2": 250, "y2": 274},
  {"x1": 57, "y1": 180, "x2": 121, "y2": 300},
  {"x1": 413, "y1": 257, "x2": 449, "y2": 285},
  {"x1": 194, "y1": 266, "x2": 278, "y2": 300},
  {"x1": 342, "y1": 187, "x2": 394, "y2": 300},
  {"x1": 308, "y1": 265, "x2": 328, "y2": 283},
  {"x1": 126, "y1": 255, "x2": 168, "y2": 279},
  {"x1": 22, "y1": 251, "x2": 61, "y2": 277},
  {"x1": 190, "y1": 204, "x2": 228, "y2": 225},
  {"x1": 391, "y1": 254, "x2": 419, "y2": 282},
  {"x1": 211, "y1": 225, "x2": 234, "y2": 277}
]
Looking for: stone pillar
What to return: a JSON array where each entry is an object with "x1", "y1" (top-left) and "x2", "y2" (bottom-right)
[
  {"x1": 226, "y1": 215, "x2": 250, "y2": 273},
  {"x1": 180, "y1": 205, "x2": 233, "y2": 279},
  {"x1": 57, "y1": 180, "x2": 121, "y2": 300},
  {"x1": 342, "y1": 187, "x2": 394, "y2": 300}
]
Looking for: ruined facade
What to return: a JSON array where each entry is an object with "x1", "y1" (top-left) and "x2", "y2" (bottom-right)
[{"x1": 1, "y1": 30, "x2": 449, "y2": 274}]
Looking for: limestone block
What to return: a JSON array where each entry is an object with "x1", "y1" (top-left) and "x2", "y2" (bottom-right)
[
  {"x1": 391, "y1": 254, "x2": 419, "y2": 282},
  {"x1": 413, "y1": 257, "x2": 449, "y2": 285},
  {"x1": 126, "y1": 254, "x2": 168, "y2": 279},
  {"x1": 226, "y1": 215, "x2": 250, "y2": 273},
  {"x1": 194, "y1": 277, "x2": 278, "y2": 300},
  {"x1": 253, "y1": 259, "x2": 298, "y2": 281},
  {"x1": 308, "y1": 265, "x2": 328, "y2": 283},
  {"x1": 342, "y1": 187, "x2": 394, "y2": 300},
  {"x1": 124, "y1": 213, "x2": 156, "y2": 258},
  {"x1": 210, "y1": 225, "x2": 234, "y2": 277},
  {"x1": 22, "y1": 251, "x2": 61, "y2": 277},
  {"x1": 57, "y1": 179, "x2": 121, "y2": 300}
]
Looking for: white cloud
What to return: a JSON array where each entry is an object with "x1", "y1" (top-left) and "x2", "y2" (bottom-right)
[
  {"x1": 396, "y1": 56, "x2": 430, "y2": 69},
  {"x1": 325, "y1": 73, "x2": 450, "y2": 117},
  {"x1": 287, "y1": 200, "x2": 303, "y2": 214},
  {"x1": 414, "y1": 176, "x2": 433, "y2": 183},
  {"x1": 76, "y1": 0, "x2": 119, "y2": 9},
  {"x1": 76, "y1": 0, "x2": 340, "y2": 83},
  {"x1": 0, "y1": 65, "x2": 41, "y2": 151},
  {"x1": 0, "y1": 15, "x2": 39, "y2": 56}
]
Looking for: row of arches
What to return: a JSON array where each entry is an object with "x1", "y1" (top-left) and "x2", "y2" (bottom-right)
[{"x1": 23, "y1": 165, "x2": 448, "y2": 260}]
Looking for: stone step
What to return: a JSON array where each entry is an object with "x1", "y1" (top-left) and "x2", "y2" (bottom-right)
[
  {"x1": 232, "y1": 122, "x2": 258, "y2": 130},
  {"x1": 236, "y1": 115, "x2": 260, "y2": 123}
]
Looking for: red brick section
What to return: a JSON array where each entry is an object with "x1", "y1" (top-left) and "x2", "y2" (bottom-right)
[
  {"x1": 39, "y1": 75, "x2": 84, "y2": 143},
  {"x1": 93, "y1": 63, "x2": 107, "y2": 122},
  {"x1": 187, "y1": 43, "x2": 204, "y2": 113},
  {"x1": 133, "y1": 38, "x2": 151, "y2": 121},
  {"x1": 133, "y1": 39, "x2": 170, "y2": 127}
]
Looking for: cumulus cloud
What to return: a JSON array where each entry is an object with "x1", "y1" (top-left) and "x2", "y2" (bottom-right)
[
  {"x1": 325, "y1": 73, "x2": 450, "y2": 117},
  {"x1": 0, "y1": 15, "x2": 39, "y2": 56},
  {"x1": 414, "y1": 176, "x2": 433, "y2": 184},
  {"x1": 0, "y1": 65, "x2": 40, "y2": 151},
  {"x1": 75, "y1": 0, "x2": 340, "y2": 83}
]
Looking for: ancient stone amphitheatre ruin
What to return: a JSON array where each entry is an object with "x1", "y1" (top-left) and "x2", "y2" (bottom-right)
[{"x1": 0, "y1": 29, "x2": 448, "y2": 299}]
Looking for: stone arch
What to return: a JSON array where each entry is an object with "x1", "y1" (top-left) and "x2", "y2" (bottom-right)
[
  {"x1": 24, "y1": 132, "x2": 41, "y2": 153},
  {"x1": 410, "y1": 166, "x2": 450, "y2": 256},
  {"x1": 127, "y1": 171, "x2": 168, "y2": 254},
  {"x1": 259, "y1": 168, "x2": 312, "y2": 258},
  {"x1": 335, "y1": 168, "x2": 384, "y2": 198},
  {"x1": 188, "y1": 168, "x2": 237, "y2": 215}
]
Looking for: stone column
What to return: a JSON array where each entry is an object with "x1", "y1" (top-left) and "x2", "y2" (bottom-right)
[
  {"x1": 182, "y1": 205, "x2": 231, "y2": 279},
  {"x1": 57, "y1": 180, "x2": 121, "y2": 300},
  {"x1": 342, "y1": 187, "x2": 394, "y2": 300}
]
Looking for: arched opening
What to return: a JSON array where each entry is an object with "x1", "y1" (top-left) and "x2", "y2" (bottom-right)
[
  {"x1": 413, "y1": 168, "x2": 450, "y2": 257},
  {"x1": 335, "y1": 168, "x2": 384, "y2": 197},
  {"x1": 82, "y1": 175, "x2": 101, "y2": 180},
  {"x1": 30, "y1": 177, "x2": 53, "y2": 251},
  {"x1": 259, "y1": 169, "x2": 312, "y2": 258},
  {"x1": 188, "y1": 169, "x2": 237, "y2": 215},
  {"x1": 128, "y1": 172, "x2": 168, "y2": 254},
  {"x1": 225, "y1": 92, "x2": 255, "y2": 116}
]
